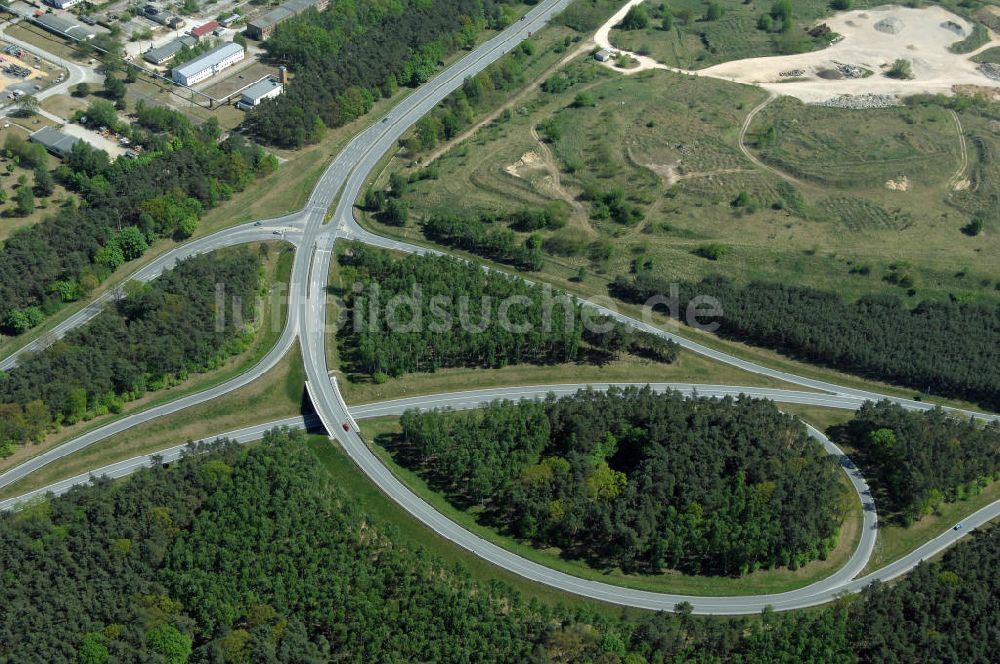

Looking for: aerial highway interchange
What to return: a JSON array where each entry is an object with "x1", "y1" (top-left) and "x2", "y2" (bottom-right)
[{"x1": 0, "y1": 0, "x2": 997, "y2": 616}]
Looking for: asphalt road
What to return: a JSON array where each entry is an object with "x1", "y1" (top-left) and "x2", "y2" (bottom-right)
[
  {"x1": 0, "y1": 217, "x2": 304, "y2": 371},
  {"x1": 16, "y1": 382, "x2": 990, "y2": 615},
  {"x1": 0, "y1": 17, "x2": 103, "y2": 117},
  {"x1": 292, "y1": 0, "x2": 998, "y2": 613},
  {"x1": 0, "y1": 0, "x2": 996, "y2": 614},
  {"x1": 2, "y1": 383, "x2": 878, "y2": 602}
]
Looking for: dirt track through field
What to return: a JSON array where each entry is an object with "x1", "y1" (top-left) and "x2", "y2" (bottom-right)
[
  {"x1": 737, "y1": 94, "x2": 801, "y2": 185},
  {"x1": 948, "y1": 109, "x2": 969, "y2": 190},
  {"x1": 422, "y1": 41, "x2": 594, "y2": 166},
  {"x1": 527, "y1": 123, "x2": 592, "y2": 232}
]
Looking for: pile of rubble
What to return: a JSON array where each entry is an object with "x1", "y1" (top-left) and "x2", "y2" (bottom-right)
[
  {"x1": 874, "y1": 16, "x2": 904, "y2": 35},
  {"x1": 979, "y1": 63, "x2": 1000, "y2": 81},
  {"x1": 833, "y1": 62, "x2": 869, "y2": 78},
  {"x1": 817, "y1": 93, "x2": 899, "y2": 109},
  {"x1": 835, "y1": 62, "x2": 867, "y2": 78},
  {"x1": 779, "y1": 68, "x2": 805, "y2": 77}
]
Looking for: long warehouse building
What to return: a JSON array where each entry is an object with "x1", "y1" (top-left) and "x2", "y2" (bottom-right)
[
  {"x1": 172, "y1": 42, "x2": 244, "y2": 86},
  {"x1": 31, "y1": 13, "x2": 96, "y2": 41},
  {"x1": 246, "y1": 0, "x2": 328, "y2": 39},
  {"x1": 144, "y1": 35, "x2": 197, "y2": 65}
]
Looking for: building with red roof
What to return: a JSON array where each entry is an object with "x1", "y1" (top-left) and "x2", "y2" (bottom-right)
[{"x1": 190, "y1": 21, "x2": 220, "y2": 39}]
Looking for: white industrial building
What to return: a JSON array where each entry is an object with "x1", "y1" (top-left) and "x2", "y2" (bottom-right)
[
  {"x1": 237, "y1": 77, "x2": 282, "y2": 109},
  {"x1": 44, "y1": 0, "x2": 83, "y2": 8},
  {"x1": 171, "y1": 42, "x2": 244, "y2": 86}
]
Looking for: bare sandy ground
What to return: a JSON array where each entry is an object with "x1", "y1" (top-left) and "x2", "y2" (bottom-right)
[
  {"x1": 595, "y1": 2, "x2": 1000, "y2": 104},
  {"x1": 594, "y1": 0, "x2": 688, "y2": 75}
]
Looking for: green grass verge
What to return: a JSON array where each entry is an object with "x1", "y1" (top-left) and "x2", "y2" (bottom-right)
[
  {"x1": 0, "y1": 343, "x2": 306, "y2": 501},
  {"x1": 305, "y1": 433, "x2": 643, "y2": 618},
  {"x1": 862, "y1": 480, "x2": 1000, "y2": 575}
]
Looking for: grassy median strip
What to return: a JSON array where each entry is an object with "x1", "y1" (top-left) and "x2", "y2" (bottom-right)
[{"x1": 0, "y1": 243, "x2": 294, "y2": 476}]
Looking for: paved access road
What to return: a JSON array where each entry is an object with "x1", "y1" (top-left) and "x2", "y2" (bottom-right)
[
  {"x1": 0, "y1": 16, "x2": 102, "y2": 116},
  {"x1": 0, "y1": 0, "x2": 997, "y2": 615},
  {"x1": 2, "y1": 383, "x2": 879, "y2": 606},
  {"x1": 7, "y1": 382, "x2": 993, "y2": 616},
  {"x1": 0, "y1": 216, "x2": 304, "y2": 371},
  {"x1": 0, "y1": 0, "x2": 575, "y2": 487}
]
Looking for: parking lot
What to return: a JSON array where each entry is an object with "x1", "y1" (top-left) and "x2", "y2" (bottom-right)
[{"x1": 0, "y1": 41, "x2": 64, "y2": 100}]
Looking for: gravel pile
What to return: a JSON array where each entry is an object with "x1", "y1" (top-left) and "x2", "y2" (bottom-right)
[
  {"x1": 979, "y1": 63, "x2": 1000, "y2": 81},
  {"x1": 874, "y1": 17, "x2": 904, "y2": 35},
  {"x1": 817, "y1": 93, "x2": 899, "y2": 109}
]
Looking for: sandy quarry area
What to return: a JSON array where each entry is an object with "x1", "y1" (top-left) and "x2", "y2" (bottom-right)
[{"x1": 597, "y1": 2, "x2": 1000, "y2": 104}]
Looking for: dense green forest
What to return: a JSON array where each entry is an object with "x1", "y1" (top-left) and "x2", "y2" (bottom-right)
[
  {"x1": 0, "y1": 105, "x2": 276, "y2": 338},
  {"x1": 0, "y1": 249, "x2": 260, "y2": 457},
  {"x1": 1, "y1": 428, "x2": 995, "y2": 663},
  {"x1": 247, "y1": 0, "x2": 524, "y2": 147},
  {"x1": 835, "y1": 400, "x2": 1000, "y2": 523},
  {"x1": 612, "y1": 273, "x2": 1000, "y2": 410},
  {"x1": 396, "y1": 387, "x2": 847, "y2": 575},
  {"x1": 337, "y1": 244, "x2": 677, "y2": 380},
  {"x1": 421, "y1": 212, "x2": 548, "y2": 270}
]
